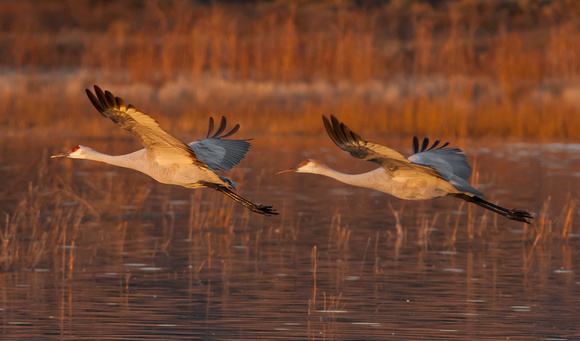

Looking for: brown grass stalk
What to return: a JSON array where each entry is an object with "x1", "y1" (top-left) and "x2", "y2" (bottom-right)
[{"x1": 561, "y1": 198, "x2": 577, "y2": 240}]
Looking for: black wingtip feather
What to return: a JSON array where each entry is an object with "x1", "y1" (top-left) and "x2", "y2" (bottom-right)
[
  {"x1": 104, "y1": 90, "x2": 116, "y2": 107},
  {"x1": 94, "y1": 85, "x2": 107, "y2": 106},
  {"x1": 213, "y1": 116, "x2": 227, "y2": 137},
  {"x1": 206, "y1": 117, "x2": 215, "y2": 138},
  {"x1": 204, "y1": 116, "x2": 242, "y2": 139},
  {"x1": 340, "y1": 123, "x2": 356, "y2": 144},
  {"x1": 322, "y1": 115, "x2": 342, "y2": 149},
  {"x1": 85, "y1": 88, "x2": 105, "y2": 113},
  {"x1": 323, "y1": 114, "x2": 367, "y2": 152},
  {"x1": 412, "y1": 137, "x2": 452, "y2": 154},
  {"x1": 87, "y1": 85, "x2": 129, "y2": 115},
  {"x1": 322, "y1": 116, "x2": 333, "y2": 139},
  {"x1": 331, "y1": 116, "x2": 348, "y2": 143},
  {"x1": 412, "y1": 136, "x2": 419, "y2": 154},
  {"x1": 428, "y1": 140, "x2": 440, "y2": 150},
  {"x1": 220, "y1": 124, "x2": 240, "y2": 138},
  {"x1": 115, "y1": 96, "x2": 125, "y2": 109},
  {"x1": 420, "y1": 138, "x2": 429, "y2": 152}
]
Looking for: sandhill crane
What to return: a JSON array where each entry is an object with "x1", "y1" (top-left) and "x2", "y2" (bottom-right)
[
  {"x1": 279, "y1": 115, "x2": 532, "y2": 224},
  {"x1": 52, "y1": 85, "x2": 277, "y2": 216}
]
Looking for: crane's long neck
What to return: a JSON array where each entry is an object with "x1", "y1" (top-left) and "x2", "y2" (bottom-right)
[
  {"x1": 307, "y1": 164, "x2": 384, "y2": 190},
  {"x1": 78, "y1": 148, "x2": 146, "y2": 172}
]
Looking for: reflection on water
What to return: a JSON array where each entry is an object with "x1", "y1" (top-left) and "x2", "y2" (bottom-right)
[{"x1": 0, "y1": 135, "x2": 578, "y2": 340}]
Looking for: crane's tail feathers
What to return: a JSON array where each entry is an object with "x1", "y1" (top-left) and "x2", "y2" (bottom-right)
[
  {"x1": 450, "y1": 194, "x2": 533, "y2": 224},
  {"x1": 200, "y1": 182, "x2": 278, "y2": 216}
]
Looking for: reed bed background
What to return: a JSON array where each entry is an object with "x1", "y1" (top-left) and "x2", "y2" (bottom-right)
[
  {"x1": 0, "y1": 0, "x2": 578, "y2": 270},
  {"x1": 1, "y1": 0, "x2": 579, "y2": 138}
]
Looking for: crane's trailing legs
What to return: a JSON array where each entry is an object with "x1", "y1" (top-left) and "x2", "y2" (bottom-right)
[
  {"x1": 199, "y1": 182, "x2": 276, "y2": 215},
  {"x1": 449, "y1": 193, "x2": 533, "y2": 224}
]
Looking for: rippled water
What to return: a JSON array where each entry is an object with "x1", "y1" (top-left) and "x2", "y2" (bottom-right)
[{"x1": 0, "y1": 135, "x2": 579, "y2": 339}]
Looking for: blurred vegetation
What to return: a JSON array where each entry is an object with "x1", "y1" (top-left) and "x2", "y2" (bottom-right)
[{"x1": 1, "y1": 0, "x2": 579, "y2": 138}]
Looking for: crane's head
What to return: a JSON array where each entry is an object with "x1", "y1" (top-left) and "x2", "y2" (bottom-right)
[
  {"x1": 277, "y1": 159, "x2": 326, "y2": 174},
  {"x1": 51, "y1": 145, "x2": 91, "y2": 159}
]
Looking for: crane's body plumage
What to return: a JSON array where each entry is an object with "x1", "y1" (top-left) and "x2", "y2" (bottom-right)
[
  {"x1": 53, "y1": 85, "x2": 277, "y2": 216},
  {"x1": 280, "y1": 115, "x2": 532, "y2": 225}
]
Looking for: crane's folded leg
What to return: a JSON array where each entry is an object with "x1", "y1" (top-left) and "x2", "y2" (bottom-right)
[
  {"x1": 199, "y1": 181, "x2": 278, "y2": 216},
  {"x1": 449, "y1": 193, "x2": 533, "y2": 224}
]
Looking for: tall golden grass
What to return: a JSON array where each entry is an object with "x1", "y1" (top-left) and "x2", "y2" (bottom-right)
[{"x1": 1, "y1": 0, "x2": 579, "y2": 138}]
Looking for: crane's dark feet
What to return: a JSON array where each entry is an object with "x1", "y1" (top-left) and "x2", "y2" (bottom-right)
[
  {"x1": 506, "y1": 209, "x2": 534, "y2": 224},
  {"x1": 252, "y1": 204, "x2": 278, "y2": 216}
]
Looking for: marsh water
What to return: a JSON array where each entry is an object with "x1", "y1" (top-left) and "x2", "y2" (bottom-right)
[{"x1": 0, "y1": 134, "x2": 579, "y2": 340}]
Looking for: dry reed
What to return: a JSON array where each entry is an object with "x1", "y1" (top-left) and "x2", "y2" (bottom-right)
[{"x1": 328, "y1": 212, "x2": 351, "y2": 251}]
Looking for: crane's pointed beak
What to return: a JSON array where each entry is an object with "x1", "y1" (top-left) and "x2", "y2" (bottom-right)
[
  {"x1": 276, "y1": 167, "x2": 296, "y2": 175},
  {"x1": 51, "y1": 151, "x2": 70, "y2": 158}
]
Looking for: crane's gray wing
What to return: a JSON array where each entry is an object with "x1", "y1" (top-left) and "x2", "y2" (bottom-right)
[
  {"x1": 323, "y1": 115, "x2": 442, "y2": 179},
  {"x1": 188, "y1": 116, "x2": 251, "y2": 172},
  {"x1": 86, "y1": 85, "x2": 206, "y2": 167},
  {"x1": 409, "y1": 137, "x2": 483, "y2": 196}
]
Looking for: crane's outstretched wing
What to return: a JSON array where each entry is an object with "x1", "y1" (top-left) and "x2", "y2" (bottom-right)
[
  {"x1": 409, "y1": 137, "x2": 483, "y2": 196},
  {"x1": 86, "y1": 85, "x2": 206, "y2": 167},
  {"x1": 189, "y1": 116, "x2": 251, "y2": 172},
  {"x1": 322, "y1": 115, "x2": 442, "y2": 179}
]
